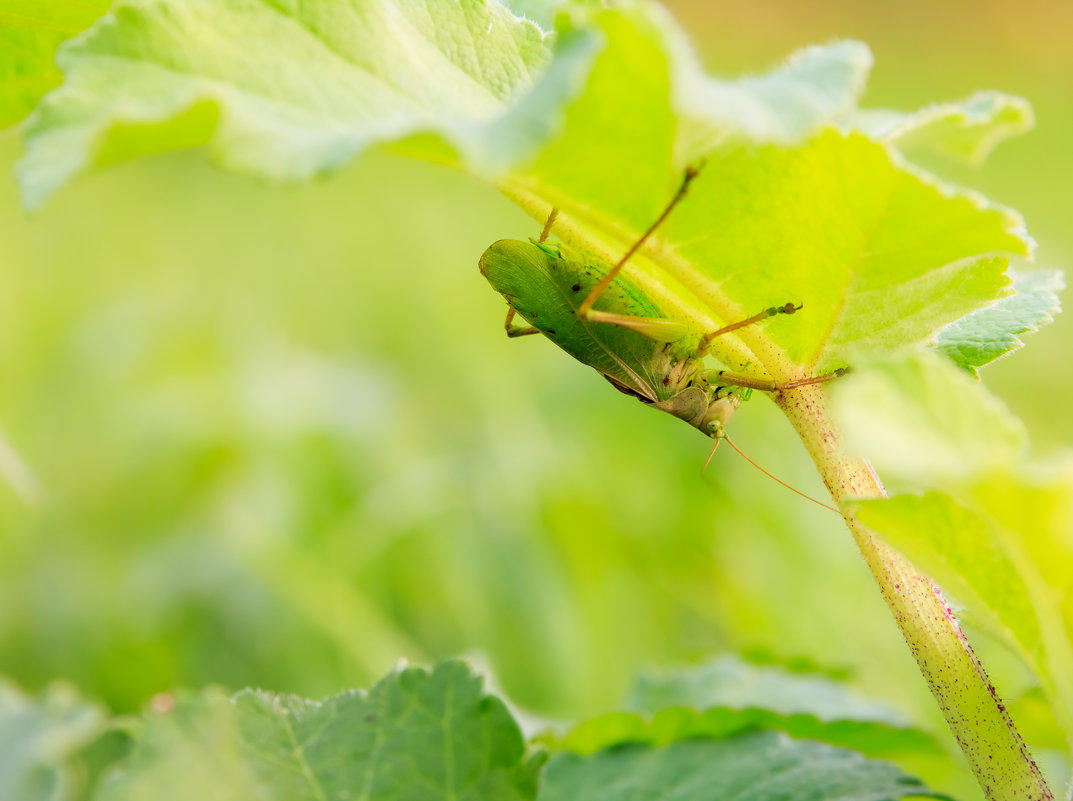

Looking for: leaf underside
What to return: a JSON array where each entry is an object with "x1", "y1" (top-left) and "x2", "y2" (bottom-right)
[{"x1": 14, "y1": 0, "x2": 1052, "y2": 378}]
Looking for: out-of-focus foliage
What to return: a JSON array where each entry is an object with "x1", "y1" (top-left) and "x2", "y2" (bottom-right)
[
  {"x1": 0, "y1": 1, "x2": 108, "y2": 127},
  {"x1": 6, "y1": 658, "x2": 949, "y2": 801},
  {"x1": 0, "y1": 680, "x2": 107, "y2": 801},
  {"x1": 1, "y1": 0, "x2": 1071, "y2": 798}
]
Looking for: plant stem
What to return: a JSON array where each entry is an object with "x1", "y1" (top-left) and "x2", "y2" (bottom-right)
[{"x1": 779, "y1": 383, "x2": 1053, "y2": 801}]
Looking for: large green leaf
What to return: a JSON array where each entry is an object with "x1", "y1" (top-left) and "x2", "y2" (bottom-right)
[
  {"x1": 0, "y1": 680, "x2": 107, "y2": 801},
  {"x1": 97, "y1": 660, "x2": 539, "y2": 801},
  {"x1": 539, "y1": 733, "x2": 948, "y2": 801},
  {"x1": 17, "y1": 1, "x2": 1044, "y2": 377},
  {"x1": 833, "y1": 352, "x2": 1073, "y2": 751},
  {"x1": 0, "y1": 0, "x2": 109, "y2": 127},
  {"x1": 17, "y1": 0, "x2": 557, "y2": 209}
]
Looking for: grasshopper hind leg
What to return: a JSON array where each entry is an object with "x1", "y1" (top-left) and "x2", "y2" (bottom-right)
[{"x1": 503, "y1": 307, "x2": 541, "y2": 338}]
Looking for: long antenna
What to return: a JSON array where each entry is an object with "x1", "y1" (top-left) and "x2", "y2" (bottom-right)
[{"x1": 705, "y1": 436, "x2": 840, "y2": 514}]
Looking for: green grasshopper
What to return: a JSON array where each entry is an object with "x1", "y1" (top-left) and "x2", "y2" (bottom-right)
[{"x1": 480, "y1": 167, "x2": 841, "y2": 457}]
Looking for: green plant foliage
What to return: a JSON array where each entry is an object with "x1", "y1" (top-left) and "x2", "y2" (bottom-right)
[
  {"x1": 0, "y1": 680, "x2": 107, "y2": 801},
  {"x1": 539, "y1": 733, "x2": 948, "y2": 801},
  {"x1": 18, "y1": 1, "x2": 1044, "y2": 383},
  {"x1": 0, "y1": 1, "x2": 109, "y2": 127},
  {"x1": 848, "y1": 91, "x2": 1035, "y2": 165},
  {"x1": 6, "y1": 1, "x2": 1069, "y2": 797},
  {"x1": 1, "y1": 660, "x2": 951, "y2": 801},
  {"x1": 832, "y1": 351, "x2": 1073, "y2": 750},
  {"x1": 563, "y1": 657, "x2": 938, "y2": 762},
  {"x1": 97, "y1": 661, "x2": 539, "y2": 801},
  {"x1": 629, "y1": 656, "x2": 919, "y2": 722},
  {"x1": 936, "y1": 270, "x2": 1064, "y2": 375}
]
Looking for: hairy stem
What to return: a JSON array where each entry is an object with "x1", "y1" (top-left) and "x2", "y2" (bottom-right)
[{"x1": 779, "y1": 383, "x2": 1053, "y2": 801}]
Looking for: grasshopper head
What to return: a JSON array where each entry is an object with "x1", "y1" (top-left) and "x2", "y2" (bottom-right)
[{"x1": 701, "y1": 391, "x2": 742, "y2": 439}]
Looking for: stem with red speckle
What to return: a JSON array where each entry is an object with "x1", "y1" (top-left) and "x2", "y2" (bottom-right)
[{"x1": 779, "y1": 383, "x2": 1052, "y2": 801}]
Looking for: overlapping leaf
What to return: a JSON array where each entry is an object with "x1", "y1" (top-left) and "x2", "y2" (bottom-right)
[
  {"x1": 16, "y1": 0, "x2": 1046, "y2": 377},
  {"x1": 936, "y1": 269, "x2": 1063, "y2": 375}
]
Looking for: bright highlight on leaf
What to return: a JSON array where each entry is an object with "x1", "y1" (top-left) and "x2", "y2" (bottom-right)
[
  {"x1": 7, "y1": 1, "x2": 1068, "y2": 798},
  {"x1": 17, "y1": 0, "x2": 1049, "y2": 384}
]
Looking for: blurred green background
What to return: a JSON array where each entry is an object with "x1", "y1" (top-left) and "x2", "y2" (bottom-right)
[{"x1": 0, "y1": 0, "x2": 1070, "y2": 792}]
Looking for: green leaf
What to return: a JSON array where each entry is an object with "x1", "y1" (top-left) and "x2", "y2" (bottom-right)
[
  {"x1": 18, "y1": 1, "x2": 1046, "y2": 376},
  {"x1": 563, "y1": 657, "x2": 937, "y2": 762},
  {"x1": 0, "y1": 680, "x2": 108, "y2": 801},
  {"x1": 831, "y1": 349, "x2": 1027, "y2": 489},
  {"x1": 538, "y1": 733, "x2": 948, "y2": 801},
  {"x1": 936, "y1": 269, "x2": 1064, "y2": 375},
  {"x1": 98, "y1": 660, "x2": 539, "y2": 801},
  {"x1": 672, "y1": 37, "x2": 873, "y2": 159},
  {"x1": 628, "y1": 656, "x2": 910, "y2": 723},
  {"x1": 0, "y1": 0, "x2": 109, "y2": 128},
  {"x1": 850, "y1": 91, "x2": 1034, "y2": 165},
  {"x1": 564, "y1": 707, "x2": 937, "y2": 764},
  {"x1": 497, "y1": 7, "x2": 1032, "y2": 376},
  {"x1": 17, "y1": 0, "x2": 556, "y2": 209}
]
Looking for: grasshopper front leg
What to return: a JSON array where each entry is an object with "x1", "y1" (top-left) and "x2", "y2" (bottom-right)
[
  {"x1": 503, "y1": 307, "x2": 541, "y2": 338},
  {"x1": 574, "y1": 164, "x2": 704, "y2": 333}
]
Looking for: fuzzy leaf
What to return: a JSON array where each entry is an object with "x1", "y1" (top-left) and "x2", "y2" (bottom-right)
[
  {"x1": 17, "y1": 0, "x2": 557, "y2": 209},
  {"x1": 850, "y1": 91, "x2": 1034, "y2": 165},
  {"x1": 936, "y1": 269, "x2": 1064, "y2": 375},
  {"x1": 98, "y1": 660, "x2": 538, "y2": 801},
  {"x1": 539, "y1": 733, "x2": 947, "y2": 801}
]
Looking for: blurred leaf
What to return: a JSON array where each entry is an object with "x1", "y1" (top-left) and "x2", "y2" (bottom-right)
[
  {"x1": 564, "y1": 707, "x2": 937, "y2": 763},
  {"x1": 936, "y1": 270, "x2": 1064, "y2": 376},
  {"x1": 850, "y1": 91, "x2": 1034, "y2": 165},
  {"x1": 834, "y1": 352, "x2": 1073, "y2": 751},
  {"x1": 0, "y1": 680, "x2": 108, "y2": 801},
  {"x1": 832, "y1": 349, "x2": 1027, "y2": 488},
  {"x1": 539, "y1": 733, "x2": 948, "y2": 801},
  {"x1": 563, "y1": 657, "x2": 938, "y2": 761},
  {"x1": 628, "y1": 656, "x2": 909, "y2": 722},
  {"x1": 98, "y1": 660, "x2": 539, "y2": 801},
  {"x1": 0, "y1": 0, "x2": 108, "y2": 128}
]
